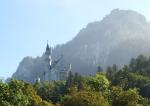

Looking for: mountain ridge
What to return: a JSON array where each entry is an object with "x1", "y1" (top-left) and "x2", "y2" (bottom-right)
[{"x1": 12, "y1": 9, "x2": 150, "y2": 82}]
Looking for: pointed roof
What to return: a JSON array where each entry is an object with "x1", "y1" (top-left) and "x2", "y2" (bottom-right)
[
  {"x1": 45, "y1": 40, "x2": 52, "y2": 55},
  {"x1": 46, "y1": 42, "x2": 50, "y2": 51}
]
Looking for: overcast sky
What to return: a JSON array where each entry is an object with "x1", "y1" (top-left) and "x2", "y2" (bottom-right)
[{"x1": 0, "y1": 0, "x2": 150, "y2": 79}]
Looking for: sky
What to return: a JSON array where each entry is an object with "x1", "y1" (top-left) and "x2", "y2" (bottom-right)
[{"x1": 0, "y1": 0, "x2": 150, "y2": 79}]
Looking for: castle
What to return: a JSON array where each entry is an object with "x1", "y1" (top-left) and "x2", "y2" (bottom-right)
[{"x1": 36, "y1": 42, "x2": 71, "y2": 82}]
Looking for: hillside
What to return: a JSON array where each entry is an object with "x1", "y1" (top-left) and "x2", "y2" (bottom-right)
[
  {"x1": 12, "y1": 9, "x2": 150, "y2": 82},
  {"x1": 52, "y1": 9, "x2": 150, "y2": 74}
]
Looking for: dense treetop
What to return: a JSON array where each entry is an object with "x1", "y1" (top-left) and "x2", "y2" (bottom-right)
[{"x1": 2, "y1": 54, "x2": 150, "y2": 106}]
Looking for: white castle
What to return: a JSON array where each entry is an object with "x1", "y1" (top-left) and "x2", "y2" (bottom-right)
[{"x1": 36, "y1": 42, "x2": 71, "y2": 82}]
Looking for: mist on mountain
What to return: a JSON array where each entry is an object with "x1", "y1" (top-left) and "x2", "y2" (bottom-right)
[{"x1": 12, "y1": 9, "x2": 150, "y2": 82}]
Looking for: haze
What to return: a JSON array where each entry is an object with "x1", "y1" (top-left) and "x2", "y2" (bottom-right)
[{"x1": 0, "y1": 0, "x2": 150, "y2": 79}]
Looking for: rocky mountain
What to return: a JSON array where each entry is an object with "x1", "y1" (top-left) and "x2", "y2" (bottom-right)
[
  {"x1": 12, "y1": 9, "x2": 150, "y2": 82},
  {"x1": 12, "y1": 56, "x2": 50, "y2": 83},
  {"x1": 52, "y1": 9, "x2": 150, "y2": 74}
]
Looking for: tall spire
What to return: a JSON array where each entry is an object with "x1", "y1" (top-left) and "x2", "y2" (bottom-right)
[
  {"x1": 45, "y1": 40, "x2": 53, "y2": 69},
  {"x1": 46, "y1": 40, "x2": 50, "y2": 51},
  {"x1": 45, "y1": 40, "x2": 51, "y2": 55}
]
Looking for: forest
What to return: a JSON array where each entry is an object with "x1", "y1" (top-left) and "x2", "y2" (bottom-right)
[{"x1": 1, "y1": 54, "x2": 150, "y2": 106}]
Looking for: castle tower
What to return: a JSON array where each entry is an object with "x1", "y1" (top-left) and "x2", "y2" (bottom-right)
[
  {"x1": 41, "y1": 41, "x2": 53, "y2": 82},
  {"x1": 45, "y1": 41, "x2": 52, "y2": 56},
  {"x1": 45, "y1": 41, "x2": 52, "y2": 67}
]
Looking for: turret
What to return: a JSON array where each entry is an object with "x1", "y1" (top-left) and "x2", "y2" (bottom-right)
[
  {"x1": 44, "y1": 41, "x2": 53, "y2": 67},
  {"x1": 45, "y1": 41, "x2": 52, "y2": 56},
  {"x1": 69, "y1": 64, "x2": 72, "y2": 70}
]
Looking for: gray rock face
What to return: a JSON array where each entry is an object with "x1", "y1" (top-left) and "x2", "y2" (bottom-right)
[
  {"x1": 12, "y1": 56, "x2": 49, "y2": 83},
  {"x1": 12, "y1": 9, "x2": 150, "y2": 82},
  {"x1": 52, "y1": 9, "x2": 150, "y2": 74},
  {"x1": 12, "y1": 47, "x2": 70, "y2": 83}
]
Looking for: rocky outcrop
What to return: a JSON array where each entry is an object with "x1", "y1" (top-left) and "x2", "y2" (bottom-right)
[{"x1": 12, "y1": 9, "x2": 150, "y2": 82}]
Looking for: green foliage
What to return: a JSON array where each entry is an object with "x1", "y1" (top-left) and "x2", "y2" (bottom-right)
[
  {"x1": 0, "y1": 80, "x2": 55, "y2": 106},
  {"x1": 38, "y1": 100, "x2": 54, "y2": 106},
  {"x1": 36, "y1": 81, "x2": 66, "y2": 103},
  {"x1": 86, "y1": 73, "x2": 110, "y2": 92},
  {"x1": 110, "y1": 86, "x2": 141, "y2": 106},
  {"x1": 8, "y1": 80, "x2": 43, "y2": 106},
  {"x1": 106, "y1": 65, "x2": 118, "y2": 81},
  {"x1": 66, "y1": 71, "x2": 74, "y2": 88},
  {"x1": 2, "y1": 54, "x2": 150, "y2": 105},
  {"x1": 141, "y1": 98, "x2": 150, "y2": 106},
  {"x1": 61, "y1": 90, "x2": 109, "y2": 106},
  {"x1": 129, "y1": 55, "x2": 148, "y2": 73},
  {"x1": 110, "y1": 67, "x2": 150, "y2": 98},
  {"x1": 0, "y1": 82, "x2": 11, "y2": 106},
  {"x1": 129, "y1": 55, "x2": 150, "y2": 77}
]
